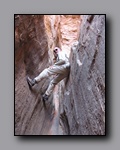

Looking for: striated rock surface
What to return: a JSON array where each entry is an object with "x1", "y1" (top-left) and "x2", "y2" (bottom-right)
[
  {"x1": 60, "y1": 15, "x2": 105, "y2": 135},
  {"x1": 15, "y1": 14, "x2": 80, "y2": 135},
  {"x1": 15, "y1": 15, "x2": 54, "y2": 135},
  {"x1": 60, "y1": 15, "x2": 81, "y2": 55},
  {"x1": 44, "y1": 15, "x2": 81, "y2": 58}
]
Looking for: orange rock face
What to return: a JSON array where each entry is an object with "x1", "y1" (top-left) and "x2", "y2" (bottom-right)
[
  {"x1": 44, "y1": 15, "x2": 81, "y2": 57},
  {"x1": 60, "y1": 15, "x2": 81, "y2": 55}
]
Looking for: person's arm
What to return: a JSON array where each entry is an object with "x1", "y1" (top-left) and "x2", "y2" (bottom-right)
[
  {"x1": 54, "y1": 50, "x2": 66, "y2": 65},
  {"x1": 53, "y1": 48, "x2": 66, "y2": 65},
  {"x1": 54, "y1": 60, "x2": 66, "y2": 65},
  {"x1": 53, "y1": 56, "x2": 57, "y2": 63},
  {"x1": 53, "y1": 57, "x2": 57, "y2": 63}
]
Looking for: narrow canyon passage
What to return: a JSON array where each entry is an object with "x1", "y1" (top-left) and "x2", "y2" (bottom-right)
[
  {"x1": 15, "y1": 15, "x2": 105, "y2": 135},
  {"x1": 44, "y1": 15, "x2": 81, "y2": 135}
]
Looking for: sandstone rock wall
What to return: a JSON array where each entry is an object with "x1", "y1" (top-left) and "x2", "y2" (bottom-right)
[
  {"x1": 60, "y1": 15, "x2": 105, "y2": 135},
  {"x1": 44, "y1": 15, "x2": 61, "y2": 64},
  {"x1": 60, "y1": 15, "x2": 81, "y2": 55},
  {"x1": 44, "y1": 15, "x2": 81, "y2": 58},
  {"x1": 43, "y1": 15, "x2": 81, "y2": 134},
  {"x1": 15, "y1": 15, "x2": 80, "y2": 135},
  {"x1": 15, "y1": 15, "x2": 54, "y2": 135}
]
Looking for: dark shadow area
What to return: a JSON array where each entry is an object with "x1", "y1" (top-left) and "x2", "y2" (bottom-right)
[
  {"x1": 17, "y1": 134, "x2": 107, "y2": 143},
  {"x1": 105, "y1": 15, "x2": 112, "y2": 140}
]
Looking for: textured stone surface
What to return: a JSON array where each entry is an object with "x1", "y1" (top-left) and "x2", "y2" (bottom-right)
[
  {"x1": 43, "y1": 15, "x2": 81, "y2": 135},
  {"x1": 60, "y1": 15, "x2": 81, "y2": 55},
  {"x1": 44, "y1": 15, "x2": 80, "y2": 58},
  {"x1": 60, "y1": 15, "x2": 105, "y2": 135},
  {"x1": 15, "y1": 15, "x2": 72, "y2": 135},
  {"x1": 15, "y1": 15, "x2": 54, "y2": 135}
]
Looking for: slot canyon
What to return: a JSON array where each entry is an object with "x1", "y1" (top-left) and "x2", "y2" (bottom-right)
[{"x1": 15, "y1": 15, "x2": 105, "y2": 135}]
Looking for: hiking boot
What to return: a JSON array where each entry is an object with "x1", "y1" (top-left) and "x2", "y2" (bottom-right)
[
  {"x1": 42, "y1": 94, "x2": 49, "y2": 101},
  {"x1": 27, "y1": 77, "x2": 36, "y2": 87}
]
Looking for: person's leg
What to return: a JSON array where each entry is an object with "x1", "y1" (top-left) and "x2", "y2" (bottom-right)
[
  {"x1": 45, "y1": 72, "x2": 67, "y2": 96},
  {"x1": 42, "y1": 65, "x2": 70, "y2": 101},
  {"x1": 27, "y1": 77, "x2": 37, "y2": 87},
  {"x1": 35, "y1": 68, "x2": 50, "y2": 82},
  {"x1": 42, "y1": 73, "x2": 67, "y2": 101},
  {"x1": 31, "y1": 64, "x2": 66, "y2": 83},
  {"x1": 34, "y1": 64, "x2": 68, "y2": 82},
  {"x1": 27, "y1": 67, "x2": 57, "y2": 87},
  {"x1": 27, "y1": 64, "x2": 70, "y2": 88},
  {"x1": 45, "y1": 65, "x2": 70, "y2": 96},
  {"x1": 27, "y1": 68, "x2": 49, "y2": 86}
]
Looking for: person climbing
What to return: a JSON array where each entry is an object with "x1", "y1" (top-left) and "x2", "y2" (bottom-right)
[{"x1": 27, "y1": 47, "x2": 70, "y2": 101}]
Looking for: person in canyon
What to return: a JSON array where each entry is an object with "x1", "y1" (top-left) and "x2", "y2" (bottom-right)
[{"x1": 27, "y1": 47, "x2": 70, "y2": 101}]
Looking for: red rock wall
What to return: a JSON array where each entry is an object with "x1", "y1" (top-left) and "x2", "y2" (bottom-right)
[
  {"x1": 44, "y1": 15, "x2": 81, "y2": 58},
  {"x1": 60, "y1": 15, "x2": 81, "y2": 55},
  {"x1": 15, "y1": 15, "x2": 53, "y2": 135}
]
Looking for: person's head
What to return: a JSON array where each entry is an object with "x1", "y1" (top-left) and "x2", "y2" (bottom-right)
[{"x1": 53, "y1": 47, "x2": 61, "y2": 53}]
